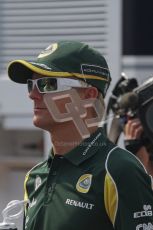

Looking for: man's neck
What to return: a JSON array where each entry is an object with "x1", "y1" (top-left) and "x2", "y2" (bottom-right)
[{"x1": 49, "y1": 123, "x2": 98, "y2": 155}]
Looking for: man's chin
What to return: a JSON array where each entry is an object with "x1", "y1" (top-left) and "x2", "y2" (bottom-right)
[
  {"x1": 33, "y1": 119, "x2": 42, "y2": 129},
  {"x1": 33, "y1": 117, "x2": 43, "y2": 128},
  {"x1": 32, "y1": 118, "x2": 53, "y2": 131}
]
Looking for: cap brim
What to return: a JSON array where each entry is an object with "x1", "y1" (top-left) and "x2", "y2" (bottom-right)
[
  {"x1": 8, "y1": 60, "x2": 73, "y2": 83},
  {"x1": 8, "y1": 60, "x2": 111, "y2": 99}
]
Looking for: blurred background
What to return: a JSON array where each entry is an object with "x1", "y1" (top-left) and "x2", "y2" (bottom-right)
[{"x1": 0, "y1": 0, "x2": 153, "y2": 228}]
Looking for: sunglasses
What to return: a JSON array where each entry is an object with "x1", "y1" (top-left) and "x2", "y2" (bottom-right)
[{"x1": 27, "y1": 77, "x2": 91, "y2": 93}]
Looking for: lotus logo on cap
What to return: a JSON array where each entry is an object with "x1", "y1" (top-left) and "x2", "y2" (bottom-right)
[
  {"x1": 76, "y1": 174, "x2": 93, "y2": 193},
  {"x1": 38, "y1": 43, "x2": 58, "y2": 58}
]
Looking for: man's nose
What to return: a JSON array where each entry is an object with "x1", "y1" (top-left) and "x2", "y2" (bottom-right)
[{"x1": 28, "y1": 85, "x2": 42, "y2": 100}]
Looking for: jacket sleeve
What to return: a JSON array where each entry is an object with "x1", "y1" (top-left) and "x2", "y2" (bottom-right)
[{"x1": 104, "y1": 147, "x2": 153, "y2": 230}]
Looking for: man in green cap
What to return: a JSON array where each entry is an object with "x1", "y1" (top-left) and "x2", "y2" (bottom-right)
[{"x1": 8, "y1": 41, "x2": 153, "y2": 230}]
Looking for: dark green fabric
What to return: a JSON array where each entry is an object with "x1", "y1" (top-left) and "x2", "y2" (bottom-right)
[
  {"x1": 107, "y1": 147, "x2": 153, "y2": 230},
  {"x1": 24, "y1": 128, "x2": 153, "y2": 230}
]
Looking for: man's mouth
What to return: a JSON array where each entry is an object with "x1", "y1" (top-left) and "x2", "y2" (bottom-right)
[{"x1": 34, "y1": 107, "x2": 47, "y2": 112}]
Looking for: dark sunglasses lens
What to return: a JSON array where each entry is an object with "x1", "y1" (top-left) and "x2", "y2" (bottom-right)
[{"x1": 37, "y1": 78, "x2": 57, "y2": 92}]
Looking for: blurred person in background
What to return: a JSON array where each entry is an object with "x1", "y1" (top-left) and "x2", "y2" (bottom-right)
[
  {"x1": 104, "y1": 73, "x2": 153, "y2": 177},
  {"x1": 124, "y1": 118, "x2": 153, "y2": 177}
]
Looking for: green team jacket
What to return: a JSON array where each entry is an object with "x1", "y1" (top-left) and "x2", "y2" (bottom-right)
[{"x1": 24, "y1": 128, "x2": 153, "y2": 230}]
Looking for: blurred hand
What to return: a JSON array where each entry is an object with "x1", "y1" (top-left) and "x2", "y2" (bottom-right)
[{"x1": 124, "y1": 118, "x2": 144, "y2": 140}]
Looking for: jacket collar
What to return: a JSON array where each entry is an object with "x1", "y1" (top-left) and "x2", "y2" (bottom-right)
[{"x1": 63, "y1": 127, "x2": 107, "y2": 165}]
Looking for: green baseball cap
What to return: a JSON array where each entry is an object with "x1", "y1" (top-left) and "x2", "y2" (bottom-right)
[{"x1": 8, "y1": 41, "x2": 111, "y2": 97}]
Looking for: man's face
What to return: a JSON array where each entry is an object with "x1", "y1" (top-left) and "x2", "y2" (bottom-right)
[
  {"x1": 28, "y1": 73, "x2": 83, "y2": 132},
  {"x1": 28, "y1": 73, "x2": 60, "y2": 131},
  {"x1": 28, "y1": 73, "x2": 101, "y2": 135}
]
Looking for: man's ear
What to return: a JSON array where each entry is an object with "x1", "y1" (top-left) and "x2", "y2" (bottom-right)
[{"x1": 84, "y1": 87, "x2": 99, "y2": 99}]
